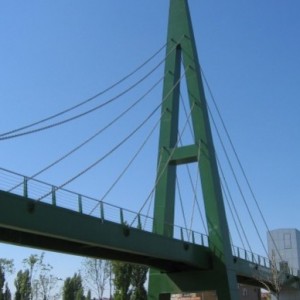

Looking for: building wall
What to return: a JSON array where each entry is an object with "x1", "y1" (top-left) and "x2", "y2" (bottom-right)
[
  {"x1": 171, "y1": 286, "x2": 260, "y2": 300},
  {"x1": 267, "y1": 228, "x2": 300, "y2": 300},
  {"x1": 238, "y1": 284, "x2": 261, "y2": 299},
  {"x1": 171, "y1": 292, "x2": 216, "y2": 300},
  {"x1": 267, "y1": 228, "x2": 300, "y2": 273}
]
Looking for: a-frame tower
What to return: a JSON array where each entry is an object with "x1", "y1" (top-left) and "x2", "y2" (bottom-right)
[{"x1": 148, "y1": 1, "x2": 239, "y2": 299}]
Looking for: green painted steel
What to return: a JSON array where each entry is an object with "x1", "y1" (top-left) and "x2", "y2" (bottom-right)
[
  {"x1": 0, "y1": 1, "x2": 299, "y2": 298},
  {"x1": 0, "y1": 190, "x2": 297, "y2": 293},
  {"x1": 0, "y1": 191, "x2": 210, "y2": 271},
  {"x1": 149, "y1": 0, "x2": 239, "y2": 299}
]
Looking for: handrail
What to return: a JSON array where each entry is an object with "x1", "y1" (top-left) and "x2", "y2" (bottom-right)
[
  {"x1": 0, "y1": 167, "x2": 208, "y2": 246},
  {"x1": 1, "y1": 166, "x2": 299, "y2": 277}
]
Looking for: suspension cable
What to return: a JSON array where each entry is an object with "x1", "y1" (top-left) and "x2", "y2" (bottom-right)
[
  {"x1": 0, "y1": 51, "x2": 172, "y2": 141},
  {"x1": 128, "y1": 67, "x2": 190, "y2": 223},
  {"x1": 142, "y1": 155, "x2": 163, "y2": 230},
  {"x1": 9, "y1": 74, "x2": 165, "y2": 193},
  {"x1": 201, "y1": 83, "x2": 251, "y2": 250},
  {"x1": 88, "y1": 108, "x2": 165, "y2": 216},
  {"x1": 218, "y1": 156, "x2": 249, "y2": 251},
  {"x1": 201, "y1": 69, "x2": 274, "y2": 256},
  {"x1": 207, "y1": 98, "x2": 269, "y2": 255},
  {"x1": 188, "y1": 165, "x2": 199, "y2": 237},
  {"x1": 179, "y1": 93, "x2": 207, "y2": 234},
  {"x1": 133, "y1": 99, "x2": 195, "y2": 227},
  {"x1": 0, "y1": 43, "x2": 168, "y2": 138},
  {"x1": 176, "y1": 176, "x2": 189, "y2": 232},
  {"x1": 38, "y1": 99, "x2": 163, "y2": 202}
]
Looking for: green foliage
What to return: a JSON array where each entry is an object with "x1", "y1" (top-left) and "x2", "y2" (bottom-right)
[
  {"x1": 112, "y1": 262, "x2": 132, "y2": 300},
  {"x1": 14, "y1": 270, "x2": 31, "y2": 300},
  {"x1": 0, "y1": 258, "x2": 14, "y2": 300},
  {"x1": 0, "y1": 260, "x2": 14, "y2": 275},
  {"x1": 112, "y1": 261, "x2": 148, "y2": 300},
  {"x1": 22, "y1": 253, "x2": 40, "y2": 299},
  {"x1": 63, "y1": 273, "x2": 84, "y2": 300},
  {"x1": 130, "y1": 264, "x2": 148, "y2": 300},
  {"x1": 3, "y1": 283, "x2": 11, "y2": 300},
  {"x1": 85, "y1": 290, "x2": 91, "y2": 300},
  {"x1": 0, "y1": 265, "x2": 5, "y2": 297}
]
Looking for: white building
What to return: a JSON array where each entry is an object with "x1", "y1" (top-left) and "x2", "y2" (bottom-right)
[{"x1": 267, "y1": 228, "x2": 300, "y2": 300}]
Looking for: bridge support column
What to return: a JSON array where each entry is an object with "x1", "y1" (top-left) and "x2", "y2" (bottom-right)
[
  {"x1": 148, "y1": 267, "x2": 239, "y2": 300},
  {"x1": 149, "y1": 1, "x2": 239, "y2": 298},
  {"x1": 159, "y1": 294, "x2": 171, "y2": 300}
]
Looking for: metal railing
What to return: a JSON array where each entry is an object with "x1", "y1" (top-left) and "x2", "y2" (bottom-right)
[
  {"x1": 0, "y1": 167, "x2": 208, "y2": 247},
  {"x1": 232, "y1": 245, "x2": 271, "y2": 268},
  {"x1": 1, "y1": 167, "x2": 298, "y2": 277},
  {"x1": 232, "y1": 246, "x2": 300, "y2": 277}
]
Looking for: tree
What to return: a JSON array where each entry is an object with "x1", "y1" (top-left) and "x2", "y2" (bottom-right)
[
  {"x1": 0, "y1": 264, "x2": 5, "y2": 299},
  {"x1": 23, "y1": 253, "x2": 61, "y2": 300},
  {"x1": 15, "y1": 270, "x2": 31, "y2": 300},
  {"x1": 130, "y1": 264, "x2": 148, "y2": 300},
  {"x1": 81, "y1": 258, "x2": 110, "y2": 299},
  {"x1": 34, "y1": 262, "x2": 61, "y2": 300},
  {"x1": 0, "y1": 259, "x2": 14, "y2": 300},
  {"x1": 22, "y1": 254, "x2": 40, "y2": 300},
  {"x1": 63, "y1": 273, "x2": 84, "y2": 300},
  {"x1": 254, "y1": 251, "x2": 288, "y2": 300},
  {"x1": 3, "y1": 283, "x2": 11, "y2": 300},
  {"x1": 112, "y1": 262, "x2": 132, "y2": 300},
  {"x1": 86, "y1": 290, "x2": 91, "y2": 300},
  {"x1": 0, "y1": 260, "x2": 14, "y2": 275}
]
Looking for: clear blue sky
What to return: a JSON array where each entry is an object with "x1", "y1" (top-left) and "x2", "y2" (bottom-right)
[{"x1": 0, "y1": 0, "x2": 300, "y2": 295}]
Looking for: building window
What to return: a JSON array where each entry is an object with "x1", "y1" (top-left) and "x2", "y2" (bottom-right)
[{"x1": 284, "y1": 233, "x2": 292, "y2": 249}]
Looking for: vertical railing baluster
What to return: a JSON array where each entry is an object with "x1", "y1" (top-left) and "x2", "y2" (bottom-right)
[
  {"x1": 23, "y1": 177, "x2": 28, "y2": 198},
  {"x1": 78, "y1": 195, "x2": 82, "y2": 213},
  {"x1": 52, "y1": 186, "x2": 56, "y2": 206},
  {"x1": 137, "y1": 214, "x2": 142, "y2": 229},
  {"x1": 201, "y1": 234, "x2": 204, "y2": 246},
  {"x1": 180, "y1": 227, "x2": 184, "y2": 241},
  {"x1": 120, "y1": 208, "x2": 124, "y2": 224},
  {"x1": 100, "y1": 201, "x2": 104, "y2": 221},
  {"x1": 192, "y1": 231, "x2": 195, "y2": 244}
]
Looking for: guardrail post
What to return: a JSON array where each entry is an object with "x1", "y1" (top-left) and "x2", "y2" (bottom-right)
[
  {"x1": 192, "y1": 231, "x2": 195, "y2": 244},
  {"x1": 231, "y1": 246, "x2": 235, "y2": 256},
  {"x1": 120, "y1": 208, "x2": 124, "y2": 224},
  {"x1": 51, "y1": 186, "x2": 56, "y2": 206},
  {"x1": 100, "y1": 201, "x2": 104, "y2": 221},
  {"x1": 23, "y1": 177, "x2": 28, "y2": 198},
  {"x1": 137, "y1": 214, "x2": 142, "y2": 229},
  {"x1": 78, "y1": 195, "x2": 82, "y2": 213}
]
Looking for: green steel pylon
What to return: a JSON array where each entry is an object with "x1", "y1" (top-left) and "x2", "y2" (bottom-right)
[{"x1": 148, "y1": 1, "x2": 239, "y2": 299}]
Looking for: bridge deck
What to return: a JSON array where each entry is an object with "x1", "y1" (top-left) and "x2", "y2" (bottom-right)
[
  {"x1": 0, "y1": 188, "x2": 299, "y2": 291},
  {"x1": 0, "y1": 190, "x2": 210, "y2": 271}
]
